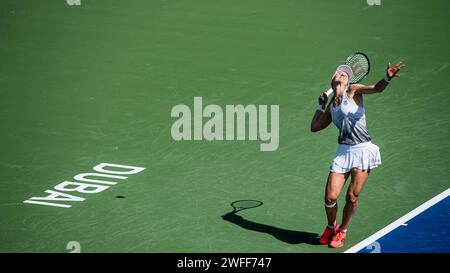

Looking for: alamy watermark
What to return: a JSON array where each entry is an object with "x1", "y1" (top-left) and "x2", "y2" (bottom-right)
[
  {"x1": 365, "y1": 241, "x2": 381, "y2": 253},
  {"x1": 367, "y1": 0, "x2": 381, "y2": 6},
  {"x1": 170, "y1": 97, "x2": 279, "y2": 152},
  {"x1": 67, "y1": 241, "x2": 81, "y2": 253},
  {"x1": 66, "y1": 0, "x2": 81, "y2": 6}
]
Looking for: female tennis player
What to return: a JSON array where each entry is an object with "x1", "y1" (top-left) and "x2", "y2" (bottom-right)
[{"x1": 310, "y1": 61, "x2": 405, "y2": 248}]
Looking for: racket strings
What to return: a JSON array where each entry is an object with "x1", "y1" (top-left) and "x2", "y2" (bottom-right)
[{"x1": 346, "y1": 54, "x2": 370, "y2": 83}]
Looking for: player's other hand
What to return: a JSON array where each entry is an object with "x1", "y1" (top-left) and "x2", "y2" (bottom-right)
[
  {"x1": 387, "y1": 61, "x2": 406, "y2": 80},
  {"x1": 318, "y1": 92, "x2": 328, "y2": 110}
]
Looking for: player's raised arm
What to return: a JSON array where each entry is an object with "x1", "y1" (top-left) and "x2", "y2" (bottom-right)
[
  {"x1": 310, "y1": 90, "x2": 332, "y2": 132},
  {"x1": 353, "y1": 61, "x2": 406, "y2": 94}
]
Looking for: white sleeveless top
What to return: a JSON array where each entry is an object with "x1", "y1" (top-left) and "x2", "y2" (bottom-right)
[{"x1": 330, "y1": 90, "x2": 372, "y2": 145}]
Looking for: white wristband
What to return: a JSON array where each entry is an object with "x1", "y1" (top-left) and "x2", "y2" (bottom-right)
[
  {"x1": 325, "y1": 88, "x2": 333, "y2": 96},
  {"x1": 384, "y1": 75, "x2": 391, "y2": 83},
  {"x1": 317, "y1": 105, "x2": 325, "y2": 112}
]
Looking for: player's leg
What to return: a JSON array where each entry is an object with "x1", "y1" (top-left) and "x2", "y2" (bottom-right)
[
  {"x1": 329, "y1": 168, "x2": 370, "y2": 248},
  {"x1": 341, "y1": 168, "x2": 370, "y2": 229},
  {"x1": 319, "y1": 171, "x2": 349, "y2": 245},
  {"x1": 325, "y1": 171, "x2": 350, "y2": 225}
]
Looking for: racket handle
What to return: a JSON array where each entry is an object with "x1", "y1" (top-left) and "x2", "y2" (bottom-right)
[{"x1": 325, "y1": 88, "x2": 333, "y2": 97}]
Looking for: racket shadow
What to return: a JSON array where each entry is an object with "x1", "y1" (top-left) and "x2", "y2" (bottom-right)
[{"x1": 222, "y1": 203, "x2": 320, "y2": 245}]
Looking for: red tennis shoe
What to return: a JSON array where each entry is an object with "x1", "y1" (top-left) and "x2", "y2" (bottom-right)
[
  {"x1": 329, "y1": 229, "x2": 347, "y2": 248},
  {"x1": 319, "y1": 222, "x2": 338, "y2": 245}
]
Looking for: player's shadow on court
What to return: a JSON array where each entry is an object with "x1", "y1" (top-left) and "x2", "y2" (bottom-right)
[{"x1": 222, "y1": 203, "x2": 320, "y2": 245}]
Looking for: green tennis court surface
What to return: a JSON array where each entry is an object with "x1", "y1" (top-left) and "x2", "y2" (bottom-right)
[{"x1": 1, "y1": 0, "x2": 449, "y2": 253}]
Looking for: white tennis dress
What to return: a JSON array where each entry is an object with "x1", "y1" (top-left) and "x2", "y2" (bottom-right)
[{"x1": 329, "y1": 90, "x2": 381, "y2": 173}]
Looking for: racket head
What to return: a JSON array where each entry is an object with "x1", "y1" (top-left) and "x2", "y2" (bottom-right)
[
  {"x1": 230, "y1": 200, "x2": 263, "y2": 213},
  {"x1": 345, "y1": 52, "x2": 370, "y2": 83}
]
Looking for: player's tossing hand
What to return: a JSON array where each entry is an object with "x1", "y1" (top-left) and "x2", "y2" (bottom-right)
[
  {"x1": 318, "y1": 92, "x2": 328, "y2": 111},
  {"x1": 386, "y1": 61, "x2": 406, "y2": 80}
]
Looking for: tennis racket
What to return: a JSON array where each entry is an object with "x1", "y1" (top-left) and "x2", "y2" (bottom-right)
[
  {"x1": 230, "y1": 200, "x2": 263, "y2": 213},
  {"x1": 325, "y1": 52, "x2": 371, "y2": 97},
  {"x1": 345, "y1": 52, "x2": 370, "y2": 84}
]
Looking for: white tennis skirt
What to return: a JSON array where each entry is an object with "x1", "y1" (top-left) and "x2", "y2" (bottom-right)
[{"x1": 330, "y1": 141, "x2": 382, "y2": 173}]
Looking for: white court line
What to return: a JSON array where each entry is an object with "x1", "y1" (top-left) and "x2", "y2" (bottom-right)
[{"x1": 345, "y1": 187, "x2": 450, "y2": 253}]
